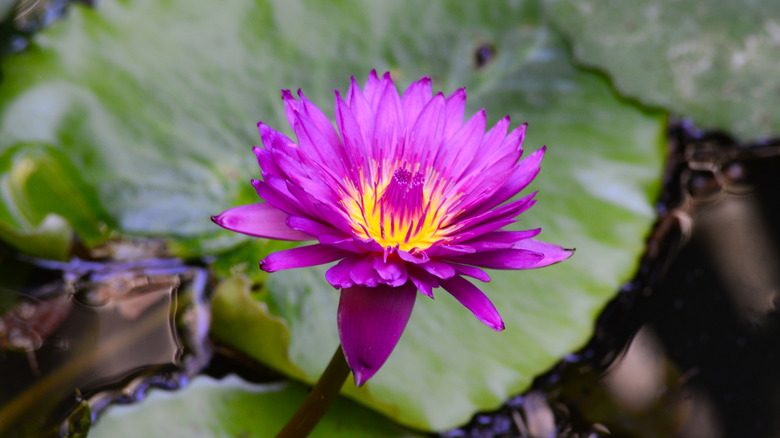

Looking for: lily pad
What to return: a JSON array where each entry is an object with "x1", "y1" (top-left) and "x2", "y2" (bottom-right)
[
  {"x1": 545, "y1": 0, "x2": 780, "y2": 140},
  {"x1": 89, "y1": 375, "x2": 418, "y2": 438},
  {"x1": 0, "y1": 0, "x2": 666, "y2": 432},
  {"x1": 0, "y1": 143, "x2": 113, "y2": 259}
]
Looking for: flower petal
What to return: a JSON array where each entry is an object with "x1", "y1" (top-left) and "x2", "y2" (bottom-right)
[
  {"x1": 252, "y1": 178, "x2": 307, "y2": 217},
  {"x1": 397, "y1": 249, "x2": 431, "y2": 264},
  {"x1": 445, "y1": 248, "x2": 545, "y2": 270},
  {"x1": 512, "y1": 239, "x2": 575, "y2": 267},
  {"x1": 437, "y1": 108, "x2": 486, "y2": 181},
  {"x1": 298, "y1": 91, "x2": 343, "y2": 158},
  {"x1": 453, "y1": 192, "x2": 537, "y2": 237},
  {"x1": 359, "y1": 70, "x2": 383, "y2": 107},
  {"x1": 211, "y1": 203, "x2": 311, "y2": 241},
  {"x1": 338, "y1": 282, "x2": 417, "y2": 386},
  {"x1": 474, "y1": 229, "x2": 542, "y2": 243},
  {"x1": 344, "y1": 77, "x2": 375, "y2": 154},
  {"x1": 470, "y1": 146, "x2": 545, "y2": 216},
  {"x1": 282, "y1": 89, "x2": 302, "y2": 129},
  {"x1": 408, "y1": 92, "x2": 445, "y2": 166},
  {"x1": 406, "y1": 264, "x2": 439, "y2": 298},
  {"x1": 335, "y1": 91, "x2": 372, "y2": 181},
  {"x1": 286, "y1": 216, "x2": 348, "y2": 239},
  {"x1": 350, "y1": 255, "x2": 381, "y2": 287},
  {"x1": 400, "y1": 76, "x2": 432, "y2": 127},
  {"x1": 451, "y1": 264, "x2": 491, "y2": 282},
  {"x1": 442, "y1": 88, "x2": 466, "y2": 141},
  {"x1": 440, "y1": 219, "x2": 518, "y2": 247},
  {"x1": 372, "y1": 75, "x2": 404, "y2": 160},
  {"x1": 325, "y1": 254, "x2": 365, "y2": 289},
  {"x1": 260, "y1": 244, "x2": 350, "y2": 272},
  {"x1": 421, "y1": 260, "x2": 456, "y2": 279},
  {"x1": 319, "y1": 235, "x2": 363, "y2": 253},
  {"x1": 373, "y1": 256, "x2": 408, "y2": 287},
  {"x1": 439, "y1": 275, "x2": 504, "y2": 331}
]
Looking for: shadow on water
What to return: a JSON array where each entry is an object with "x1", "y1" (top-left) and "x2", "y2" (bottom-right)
[{"x1": 0, "y1": 247, "x2": 212, "y2": 437}]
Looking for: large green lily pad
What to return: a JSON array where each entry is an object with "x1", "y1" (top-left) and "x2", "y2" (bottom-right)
[
  {"x1": 545, "y1": 0, "x2": 780, "y2": 140},
  {"x1": 0, "y1": 0, "x2": 665, "y2": 432},
  {"x1": 89, "y1": 375, "x2": 418, "y2": 438}
]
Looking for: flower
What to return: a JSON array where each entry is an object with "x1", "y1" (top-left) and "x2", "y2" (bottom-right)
[{"x1": 213, "y1": 71, "x2": 573, "y2": 386}]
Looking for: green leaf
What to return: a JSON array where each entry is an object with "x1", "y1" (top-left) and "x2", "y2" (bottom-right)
[
  {"x1": 545, "y1": 0, "x2": 780, "y2": 140},
  {"x1": 89, "y1": 375, "x2": 419, "y2": 438},
  {"x1": 0, "y1": 143, "x2": 114, "y2": 259},
  {"x1": 0, "y1": 0, "x2": 666, "y2": 431},
  {"x1": 210, "y1": 276, "x2": 307, "y2": 381}
]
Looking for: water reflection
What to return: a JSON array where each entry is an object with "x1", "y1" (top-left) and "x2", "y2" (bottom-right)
[{"x1": 0, "y1": 250, "x2": 211, "y2": 437}]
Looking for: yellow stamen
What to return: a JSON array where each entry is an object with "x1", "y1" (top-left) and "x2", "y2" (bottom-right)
[{"x1": 341, "y1": 165, "x2": 455, "y2": 252}]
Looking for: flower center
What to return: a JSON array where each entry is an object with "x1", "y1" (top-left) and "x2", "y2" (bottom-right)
[
  {"x1": 342, "y1": 165, "x2": 450, "y2": 252},
  {"x1": 379, "y1": 168, "x2": 425, "y2": 225}
]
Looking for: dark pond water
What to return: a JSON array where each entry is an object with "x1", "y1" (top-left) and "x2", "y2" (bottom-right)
[{"x1": 0, "y1": 249, "x2": 212, "y2": 437}]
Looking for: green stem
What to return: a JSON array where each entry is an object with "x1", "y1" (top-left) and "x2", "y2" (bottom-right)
[{"x1": 276, "y1": 344, "x2": 351, "y2": 438}]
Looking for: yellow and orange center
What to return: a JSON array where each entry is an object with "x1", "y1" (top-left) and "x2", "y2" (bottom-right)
[{"x1": 341, "y1": 165, "x2": 455, "y2": 252}]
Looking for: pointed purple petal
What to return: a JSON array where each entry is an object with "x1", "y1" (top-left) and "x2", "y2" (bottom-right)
[
  {"x1": 286, "y1": 216, "x2": 348, "y2": 239},
  {"x1": 459, "y1": 116, "x2": 511, "y2": 177},
  {"x1": 437, "y1": 108, "x2": 486, "y2": 180},
  {"x1": 253, "y1": 144, "x2": 284, "y2": 178},
  {"x1": 372, "y1": 76, "x2": 404, "y2": 158},
  {"x1": 453, "y1": 192, "x2": 537, "y2": 237},
  {"x1": 343, "y1": 78, "x2": 375, "y2": 153},
  {"x1": 212, "y1": 203, "x2": 312, "y2": 241},
  {"x1": 445, "y1": 248, "x2": 545, "y2": 270},
  {"x1": 360, "y1": 70, "x2": 382, "y2": 105},
  {"x1": 475, "y1": 229, "x2": 542, "y2": 243},
  {"x1": 290, "y1": 113, "x2": 347, "y2": 188},
  {"x1": 439, "y1": 275, "x2": 504, "y2": 331},
  {"x1": 298, "y1": 91, "x2": 343, "y2": 156},
  {"x1": 442, "y1": 88, "x2": 466, "y2": 141},
  {"x1": 452, "y1": 264, "x2": 491, "y2": 282},
  {"x1": 281, "y1": 89, "x2": 302, "y2": 129},
  {"x1": 421, "y1": 260, "x2": 456, "y2": 279},
  {"x1": 318, "y1": 235, "x2": 363, "y2": 253},
  {"x1": 470, "y1": 146, "x2": 545, "y2": 216},
  {"x1": 409, "y1": 92, "x2": 446, "y2": 165},
  {"x1": 260, "y1": 244, "x2": 349, "y2": 272},
  {"x1": 353, "y1": 237, "x2": 385, "y2": 253},
  {"x1": 338, "y1": 282, "x2": 417, "y2": 386},
  {"x1": 512, "y1": 239, "x2": 575, "y2": 267},
  {"x1": 406, "y1": 264, "x2": 439, "y2": 298},
  {"x1": 425, "y1": 244, "x2": 481, "y2": 258},
  {"x1": 284, "y1": 181, "x2": 348, "y2": 229},
  {"x1": 252, "y1": 178, "x2": 307, "y2": 217},
  {"x1": 335, "y1": 92, "x2": 372, "y2": 176},
  {"x1": 400, "y1": 76, "x2": 432, "y2": 126},
  {"x1": 441, "y1": 219, "x2": 518, "y2": 246}
]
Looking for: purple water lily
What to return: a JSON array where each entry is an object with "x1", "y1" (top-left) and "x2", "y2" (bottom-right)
[{"x1": 213, "y1": 71, "x2": 573, "y2": 386}]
